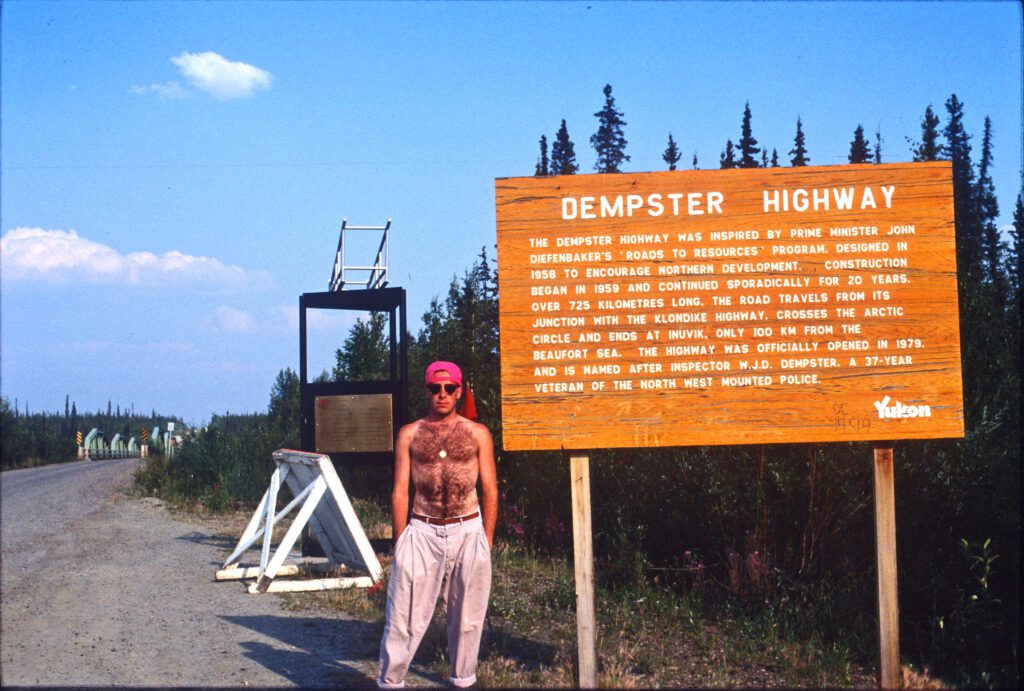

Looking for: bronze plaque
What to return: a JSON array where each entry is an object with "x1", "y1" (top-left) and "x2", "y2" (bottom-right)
[{"x1": 314, "y1": 394, "x2": 394, "y2": 453}]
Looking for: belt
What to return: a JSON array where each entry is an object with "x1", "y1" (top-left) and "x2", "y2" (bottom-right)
[{"x1": 411, "y1": 511, "x2": 480, "y2": 526}]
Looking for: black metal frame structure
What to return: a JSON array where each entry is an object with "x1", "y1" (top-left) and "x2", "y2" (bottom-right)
[{"x1": 299, "y1": 287, "x2": 408, "y2": 464}]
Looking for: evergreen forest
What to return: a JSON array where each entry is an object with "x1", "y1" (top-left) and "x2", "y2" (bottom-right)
[{"x1": 0, "y1": 396, "x2": 184, "y2": 470}]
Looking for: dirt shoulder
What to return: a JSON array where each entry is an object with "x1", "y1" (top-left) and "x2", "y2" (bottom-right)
[{"x1": 1, "y1": 459, "x2": 395, "y2": 687}]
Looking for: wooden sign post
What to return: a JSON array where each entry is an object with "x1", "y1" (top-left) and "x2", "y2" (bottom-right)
[
  {"x1": 494, "y1": 163, "x2": 963, "y2": 689},
  {"x1": 569, "y1": 454, "x2": 597, "y2": 688},
  {"x1": 873, "y1": 442, "x2": 900, "y2": 689}
]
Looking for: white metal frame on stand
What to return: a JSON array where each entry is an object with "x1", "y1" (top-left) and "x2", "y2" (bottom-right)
[{"x1": 216, "y1": 449, "x2": 383, "y2": 593}]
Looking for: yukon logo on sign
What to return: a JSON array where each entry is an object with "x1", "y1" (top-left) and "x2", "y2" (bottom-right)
[{"x1": 874, "y1": 396, "x2": 932, "y2": 419}]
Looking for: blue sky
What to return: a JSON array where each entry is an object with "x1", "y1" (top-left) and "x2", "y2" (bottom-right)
[{"x1": 2, "y1": 1, "x2": 1020, "y2": 424}]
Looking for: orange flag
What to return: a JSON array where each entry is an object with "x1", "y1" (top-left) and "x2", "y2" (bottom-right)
[{"x1": 461, "y1": 385, "x2": 479, "y2": 421}]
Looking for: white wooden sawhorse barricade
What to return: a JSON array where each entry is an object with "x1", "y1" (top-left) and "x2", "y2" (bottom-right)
[{"x1": 216, "y1": 449, "x2": 383, "y2": 593}]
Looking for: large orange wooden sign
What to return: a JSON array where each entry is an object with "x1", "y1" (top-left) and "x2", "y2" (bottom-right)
[{"x1": 495, "y1": 162, "x2": 964, "y2": 451}]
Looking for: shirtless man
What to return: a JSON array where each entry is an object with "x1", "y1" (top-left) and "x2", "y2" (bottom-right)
[{"x1": 377, "y1": 361, "x2": 497, "y2": 688}]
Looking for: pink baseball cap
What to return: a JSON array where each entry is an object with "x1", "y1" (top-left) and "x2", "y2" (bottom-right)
[{"x1": 425, "y1": 361, "x2": 462, "y2": 386}]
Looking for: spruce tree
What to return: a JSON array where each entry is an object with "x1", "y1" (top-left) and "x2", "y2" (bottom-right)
[
  {"x1": 719, "y1": 140, "x2": 736, "y2": 169},
  {"x1": 268, "y1": 368, "x2": 301, "y2": 443},
  {"x1": 737, "y1": 102, "x2": 761, "y2": 168},
  {"x1": 550, "y1": 120, "x2": 579, "y2": 175},
  {"x1": 874, "y1": 127, "x2": 883, "y2": 164},
  {"x1": 789, "y1": 117, "x2": 809, "y2": 166},
  {"x1": 1010, "y1": 194, "x2": 1024, "y2": 313},
  {"x1": 692, "y1": 152, "x2": 699, "y2": 170},
  {"x1": 976, "y1": 116, "x2": 1005, "y2": 304},
  {"x1": 942, "y1": 94, "x2": 980, "y2": 285},
  {"x1": 910, "y1": 105, "x2": 942, "y2": 161},
  {"x1": 940, "y1": 94, "x2": 996, "y2": 436},
  {"x1": 662, "y1": 133, "x2": 681, "y2": 171},
  {"x1": 770, "y1": 148, "x2": 780, "y2": 167},
  {"x1": 534, "y1": 135, "x2": 549, "y2": 176},
  {"x1": 848, "y1": 125, "x2": 872, "y2": 163},
  {"x1": 1010, "y1": 194, "x2": 1024, "y2": 421},
  {"x1": 761, "y1": 149, "x2": 769, "y2": 168},
  {"x1": 590, "y1": 84, "x2": 629, "y2": 173},
  {"x1": 411, "y1": 249, "x2": 500, "y2": 422},
  {"x1": 333, "y1": 312, "x2": 390, "y2": 381}
]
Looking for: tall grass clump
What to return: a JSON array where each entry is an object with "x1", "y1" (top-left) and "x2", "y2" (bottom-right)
[{"x1": 133, "y1": 369, "x2": 300, "y2": 509}]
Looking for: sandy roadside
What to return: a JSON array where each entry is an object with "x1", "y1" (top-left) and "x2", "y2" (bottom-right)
[{"x1": 1, "y1": 459, "x2": 389, "y2": 687}]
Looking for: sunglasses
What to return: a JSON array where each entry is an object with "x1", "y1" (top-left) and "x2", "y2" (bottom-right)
[{"x1": 427, "y1": 382, "x2": 460, "y2": 395}]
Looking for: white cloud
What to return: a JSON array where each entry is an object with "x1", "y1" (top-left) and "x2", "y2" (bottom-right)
[
  {"x1": 273, "y1": 304, "x2": 358, "y2": 332},
  {"x1": 213, "y1": 306, "x2": 256, "y2": 333},
  {"x1": 0, "y1": 228, "x2": 269, "y2": 288},
  {"x1": 170, "y1": 52, "x2": 272, "y2": 100},
  {"x1": 204, "y1": 304, "x2": 343, "y2": 336},
  {"x1": 129, "y1": 81, "x2": 189, "y2": 99}
]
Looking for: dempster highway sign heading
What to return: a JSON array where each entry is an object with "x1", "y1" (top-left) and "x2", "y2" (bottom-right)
[{"x1": 495, "y1": 162, "x2": 964, "y2": 451}]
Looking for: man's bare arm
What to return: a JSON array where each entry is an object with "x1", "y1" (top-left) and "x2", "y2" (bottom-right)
[
  {"x1": 475, "y1": 424, "x2": 498, "y2": 547},
  {"x1": 391, "y1": 424, "x2": 414, "y2": 544}
]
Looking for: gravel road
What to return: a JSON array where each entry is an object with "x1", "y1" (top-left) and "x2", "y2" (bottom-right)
[{"x1": 0, "y1": 458, "x2": 400, "y2": 687}]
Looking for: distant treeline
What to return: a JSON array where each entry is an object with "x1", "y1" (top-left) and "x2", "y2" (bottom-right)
[
  {"x1": 0, "y1": 396, "x2": 185, "y2": 470},
  {"x1": 145, "y1": 88, "x2": 1019, "y2": 687}
]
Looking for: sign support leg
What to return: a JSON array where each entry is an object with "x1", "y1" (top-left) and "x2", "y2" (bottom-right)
[
  {"x1": 259, "y1": 465, "x2": 282, "y2": 577},
  {"x1": 569, "y1": 454, "x2": 597, "y2": 688},
  {"x1": 873, "y1": 442, "x2": 901, "y2": 689}
]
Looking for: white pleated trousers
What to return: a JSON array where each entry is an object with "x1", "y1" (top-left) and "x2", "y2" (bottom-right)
[{"x1": 377, "y1": 515, "x2": 491, "y2": 688}]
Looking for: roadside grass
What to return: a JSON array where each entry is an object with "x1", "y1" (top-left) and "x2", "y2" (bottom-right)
[
  {"x1": 272, "y1": 536, "x2": 889, "y2": 688},
  {"x1": 164, "y1": 488, "x2": 950, "y2": 688}
]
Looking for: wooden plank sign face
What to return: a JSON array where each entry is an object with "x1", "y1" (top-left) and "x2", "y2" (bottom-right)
[{"x1": 495, "y1": 162, "x2": 964, "y2": 450}]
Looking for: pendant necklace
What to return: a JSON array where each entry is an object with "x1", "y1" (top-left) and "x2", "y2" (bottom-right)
[{"x1": 435, "y1": 422, "x2": 456, "y2": 459}]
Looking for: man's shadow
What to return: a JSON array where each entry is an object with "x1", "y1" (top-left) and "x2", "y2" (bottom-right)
[
  {"x1": 222, "y1": 614, "x2": 382, "y2": 686},
  {"x1": 222, "y1": 614, "x2": 448, "y2": 686}
]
